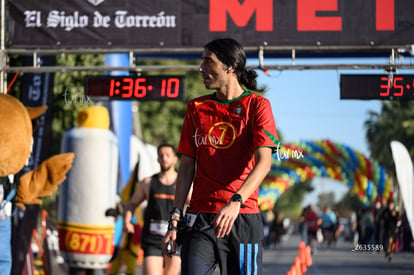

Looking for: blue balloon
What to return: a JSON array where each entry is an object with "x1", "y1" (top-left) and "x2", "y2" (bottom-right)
[
  {"x1": 344, "y1": 145, "x2": 360, "y2": 167},
  {"x1": 305, "y1": 155, "x2": 326, "y2": 167},
  {"x1": 378, "y1": 168, "x2": 386, "y2": 197},
  {"x1": 319, "y1": 166, "x2": 328, "y2": 177},
  {"x1": 305, "y1": 141, "x2": 325, "y2": 154},
  {"x1": 366, "y1": 180, "x2": 373, "y2": 198}
]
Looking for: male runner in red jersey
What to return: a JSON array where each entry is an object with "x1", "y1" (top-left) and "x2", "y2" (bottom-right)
[{"x1": 163, "y1": 38, "x2": 279, "y2": 275}]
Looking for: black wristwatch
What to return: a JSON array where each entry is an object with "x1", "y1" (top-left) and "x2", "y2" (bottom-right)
[{"x1": 230, "y1": 193, "x2": 246, "y2": 208}]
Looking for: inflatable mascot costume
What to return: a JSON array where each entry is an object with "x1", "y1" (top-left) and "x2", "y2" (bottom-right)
[
  {"x1": 59, "y1": 106, "x2": 118, "y2": 274},
  {"x1": 0, "y1": 94, "x2": 75, "y2": 274}
]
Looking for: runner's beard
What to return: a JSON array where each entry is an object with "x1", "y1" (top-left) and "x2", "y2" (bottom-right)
[{"x1": 160, "y1": 164, "x2": 172, "y2": 172}]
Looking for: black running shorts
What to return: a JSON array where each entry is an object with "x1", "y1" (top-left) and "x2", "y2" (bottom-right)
[{"x1": 180, "y1": 212, "x2": 263, "y2": 275}]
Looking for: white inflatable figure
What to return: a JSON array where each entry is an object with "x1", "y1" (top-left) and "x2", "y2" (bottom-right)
[{"x1": 58, "y1": 106, "x2": 118, "y2": 274}]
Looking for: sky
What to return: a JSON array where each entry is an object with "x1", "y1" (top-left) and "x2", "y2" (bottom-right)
[
  {"x1": 247, "y1": 56, "x2": 414, "y2": 205},
  {"x1": 252, "y1": 58, "x2": 382, "y2": 155}
]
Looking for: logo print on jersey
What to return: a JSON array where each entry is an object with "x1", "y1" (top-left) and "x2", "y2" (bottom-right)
[
  {"x1": 208, "y1": 122, "x2": 236, "y2": 149},
  {"x1": 234, "y1": 105, "x2": 243, "y2": 116}
]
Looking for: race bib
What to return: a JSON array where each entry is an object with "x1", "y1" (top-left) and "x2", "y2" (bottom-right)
[{"x1": 149, "y1": 220, "x2": 168, "y2": 236}]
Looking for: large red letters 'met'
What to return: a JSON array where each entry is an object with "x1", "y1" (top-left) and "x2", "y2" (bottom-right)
[
  {"x1": 209, "y1": 0, "x2": 273, "y2": 32},
  {"x1": 297, "y1": 0, "x2": 342, "y2": 31},
  {"x1": 209, "y1": 0, "x2": 395, "y2": 32}
]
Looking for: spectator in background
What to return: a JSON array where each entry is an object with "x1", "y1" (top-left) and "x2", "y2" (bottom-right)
[
  {"x1": 304, "y1": 205, "x2": 321, "y2": 253},
  {"x1": 359, "y1": 206, "x2": 375, "y2": 245},
  {"x1": 273, "y1": 211, "x2": 286, "y2": 246},
  {"x1": 321, "y1": 206, "x2": 337, "y2": 247},
  {"x1": 379, "y1": 200, "x2": 400, "y2": 261},
  {"x1": 374, "y1": 199, "x2": 386, "y2": 245},
  {"x1": 298, "y1": 206, "x2": 308, "y2": 244}
]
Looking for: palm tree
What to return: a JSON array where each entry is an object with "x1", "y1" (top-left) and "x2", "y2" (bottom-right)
[{"x1": 364, "y1": 101, "x2": 414, "y2": 172}]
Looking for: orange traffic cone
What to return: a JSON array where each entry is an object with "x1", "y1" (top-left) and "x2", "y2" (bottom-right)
[
  {"x1": 305, "y1": 245, "x2": 313, "y2": 267},
  {"x1": 299, "y1": 246, "x2": 307, "y2": 273},
  {"x1": 294, "y1": 256, "x2": 303, "y2": 275},
  {"x1": 299, "y1": 241, "x2": 306, "y2": 251}
]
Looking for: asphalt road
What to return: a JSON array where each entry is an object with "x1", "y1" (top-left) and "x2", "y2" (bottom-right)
[
  {"x1": 262, "y1": 234, "x2": 414, "y2": 275},
  {"x1": 132, "y1": 234, "x2": 414, "y2": 275}
]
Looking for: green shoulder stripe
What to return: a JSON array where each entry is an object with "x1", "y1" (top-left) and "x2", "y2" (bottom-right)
[{"x1": 263, "y1": 129, "x2": 280, "y2": 146}]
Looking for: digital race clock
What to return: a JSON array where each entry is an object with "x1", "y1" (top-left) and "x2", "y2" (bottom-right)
[
  {"x1": 340, "y1": 74, "x2": 414, "y2": 100},
  {"x1": 85, "y1": 75, "x2": 185, "y2": 101}
]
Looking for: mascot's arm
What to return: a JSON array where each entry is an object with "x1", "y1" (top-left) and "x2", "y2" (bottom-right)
[{"x1": 15, "y1": 152, "x2": 75, "y2": 210}]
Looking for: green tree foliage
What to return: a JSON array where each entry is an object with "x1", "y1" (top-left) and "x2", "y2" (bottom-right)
[
  {"x1": 274, "y1": 180, "x2": 313, "y2": 221},
  {"x1": 7, "y1": 54, "x2": 105, "y2": 154},
  {"x1": 364, "y1": 101, "x2": 414, "y2": 173},
  {"x1": 51, "y1": 54, "x2": 105, "y2": 154},
  {"x1": 335, "y1": 190, "x2": 365, "y2": 218},
  {"x1": 136, "y1": 59, "x2": 210, "y2": 147},
  {"x1": 317, "y1": 191, "x2": 336, "y2": 210}
]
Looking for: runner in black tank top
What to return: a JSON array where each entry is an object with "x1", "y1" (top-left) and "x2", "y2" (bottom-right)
[
  {"x1": 123, "y1": 144, "x2": 182, "y2": 275},
  {"x1": 141, "y1": 174, "x2": 176, "y2": 252}
]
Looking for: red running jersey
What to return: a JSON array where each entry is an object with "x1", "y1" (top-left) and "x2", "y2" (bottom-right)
[{"x1": 178, "y1": 91, "x2": 279, "y2": 214}]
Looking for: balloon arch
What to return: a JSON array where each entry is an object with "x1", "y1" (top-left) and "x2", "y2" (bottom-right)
[{"x1": 258, "y1": 139, "x2": 393, "y2": 211}]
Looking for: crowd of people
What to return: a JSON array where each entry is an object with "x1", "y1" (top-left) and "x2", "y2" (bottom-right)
[
  {"x1": 298, "y1": 200, "x2": 413, "y2": 260},
  {"x1": 299, "y1": 205, "x2": 341, "y2": 253},
  {"x1": 357, "y1": 199, "x2": 412, "y2": 260}
]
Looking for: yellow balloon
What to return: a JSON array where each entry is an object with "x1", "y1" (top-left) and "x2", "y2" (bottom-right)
[
  {"x1": 360, "y1": 176, "x2": 368, "y2": 191},
  {"x1": 356, "y1": 152, "x2": 367, "y2": 172},
  {"x1": 351, "y1": 185, "x2": 359, "y2": 195}
]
